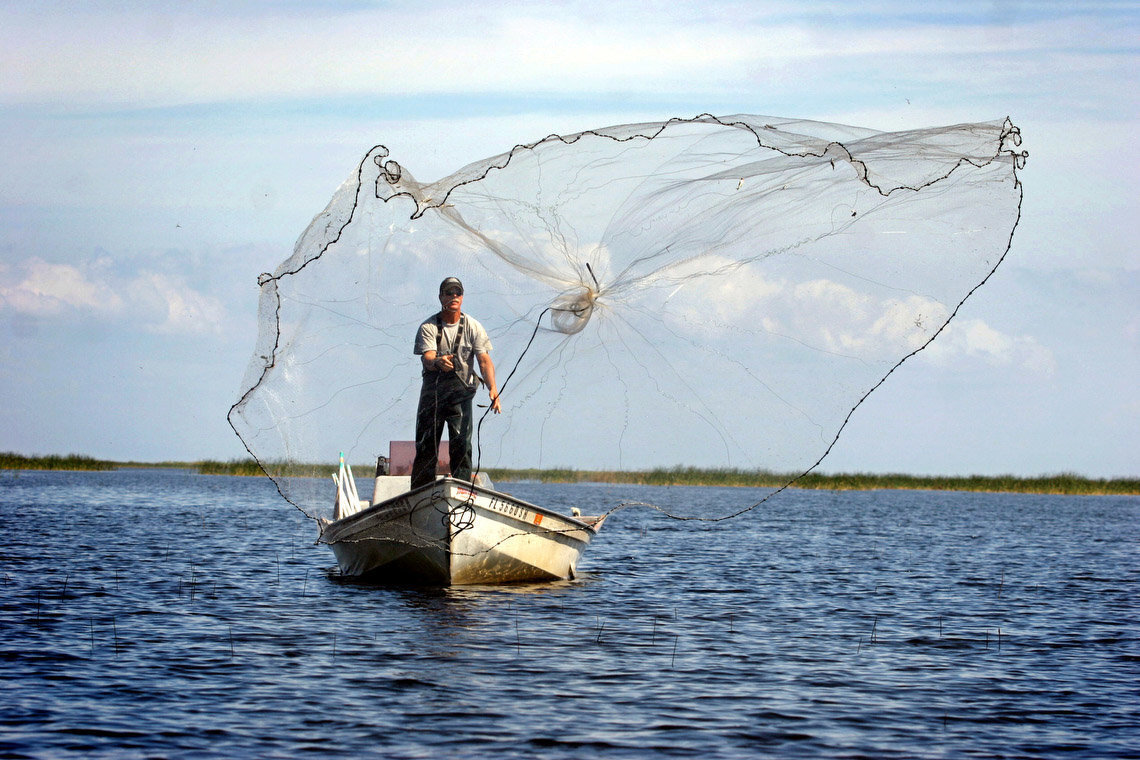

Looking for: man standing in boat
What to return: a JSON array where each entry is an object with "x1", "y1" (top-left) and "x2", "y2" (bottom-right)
[{"x1": 411, "y1": 277, "x2": 501, "y2": 489}]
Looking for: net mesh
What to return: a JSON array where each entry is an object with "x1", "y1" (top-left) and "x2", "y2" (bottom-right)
[{"x1": 228, "y1": 113, "x2": 1026, "y2": 528}]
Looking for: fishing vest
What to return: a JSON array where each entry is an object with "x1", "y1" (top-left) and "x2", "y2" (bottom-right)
[{"x1": 427, "y1": 313, "x2": 481, "y2": 389}]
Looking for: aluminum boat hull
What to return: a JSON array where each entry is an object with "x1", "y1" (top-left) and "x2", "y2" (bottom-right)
[{"x1": 319, "y1": 478, "x2": 603, "y2": 585}]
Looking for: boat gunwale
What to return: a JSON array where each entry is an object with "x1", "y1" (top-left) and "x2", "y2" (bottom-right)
[{"x1": 320, "y1": 477, "x2": 599, "y2": 542}]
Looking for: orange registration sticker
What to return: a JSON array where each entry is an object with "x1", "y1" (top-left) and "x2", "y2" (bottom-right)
[
  {"x1": 455, "y1": 489, "x2": 473, "y2": 498},
  {"x1": 533, "y1": 514, "x2": 543, "y2": 525}
]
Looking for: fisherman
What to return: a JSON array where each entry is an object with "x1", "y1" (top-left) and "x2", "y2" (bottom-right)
[{"x1": 411, "y1": 276, "x2": 501, "y2": 489}]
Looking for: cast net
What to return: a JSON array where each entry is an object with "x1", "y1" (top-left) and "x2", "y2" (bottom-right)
[{"x1": 228, "y1": 113, "x2": 1026, "y2": 527}]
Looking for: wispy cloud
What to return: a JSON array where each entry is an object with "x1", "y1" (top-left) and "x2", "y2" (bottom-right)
[
  {"x1": 1, "y1": 1, "x2": 1134, "y2": 117},
  {"x1": 0, "y1": 257, "x2": 122, "y2": 316},
  {"x1": 0, "y1": 255, "x2": 227, "y2": 334},
  {"x1": 922, "y1": 317, "x2": 1056, "y2": 374},
  {"x1": 658, "y1": 259, "x2": 1051, "y2": 372}
]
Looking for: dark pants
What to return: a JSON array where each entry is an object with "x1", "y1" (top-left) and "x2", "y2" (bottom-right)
[{"x1": 411, "y1": 373, "x2": 476, "y2": 489}]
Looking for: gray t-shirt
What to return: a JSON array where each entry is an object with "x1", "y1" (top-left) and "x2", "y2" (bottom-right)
[{"x1": 414, "y1": 313, "x2": 493, "y2": 390}]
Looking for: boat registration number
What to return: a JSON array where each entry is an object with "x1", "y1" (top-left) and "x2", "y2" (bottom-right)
[
  {"x1": 453, "y1": 489, "x2": 542, "y2": 526},
  {"x1": 479, "y1": 492, "x2": 543, "y2": 526}
]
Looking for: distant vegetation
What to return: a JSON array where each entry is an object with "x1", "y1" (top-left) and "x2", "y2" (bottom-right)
[
  {"x1": 2, "y1": 453, "x2": 1136, "y2": 495},
  {"x1": 195, "y1": 459, "x2": 335, "y2": 478},
  {"x1": 0, "y1": 452, "x2": 117, "y2": 471},
  {"x1": 485, "y1": 466, "x2": 1140, "y2": 496},
  {"x1": 195, "y1": 459, "x2": 266, "y2": 477},
  {"x1": 0, "y1": 454, "x2": 333, "y2": 479}
]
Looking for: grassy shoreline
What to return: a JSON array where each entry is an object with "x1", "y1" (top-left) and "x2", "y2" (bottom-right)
[
  {"x1": 484, "y1": 467, "x2": 1140, "y2": 495},
  {"x1": 1, "y1": 453, "x2": 119, "y2": 471},
  {"x1": 3, "y1": 453, "x2": 1137, "y2": 495}
]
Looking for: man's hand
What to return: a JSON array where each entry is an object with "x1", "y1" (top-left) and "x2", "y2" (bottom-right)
[
  {"x1": 476, "y1": 351, "x2": 501, "y2": 413},
  {"x1": 435, "y1": 354, "x2": 455, "y2": 372}
]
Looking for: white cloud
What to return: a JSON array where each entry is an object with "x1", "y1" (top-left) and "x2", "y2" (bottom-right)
[
  {"x1": 654, "y1": 254, "x2": 1052, "y2": 371},
  {"x1": 0, "y1": 256, "x2": 226, "y2": 335},
  {"x1": 127, "y1": 272, "x2": 227, "y2": 335},
  {"x1": 870, "y1": 295, "x2": 951, "y2": 352},
  {"x1": 922, "y1": 316, "x2": 1056, "y2": 374},
  {"x1": 0, "y1": 257, "x2": 123, "y2": 316}
]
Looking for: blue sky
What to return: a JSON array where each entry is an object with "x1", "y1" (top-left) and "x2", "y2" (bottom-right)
[{"x1": 0, "y1": 0, "x2": 1136, "y2": 477}]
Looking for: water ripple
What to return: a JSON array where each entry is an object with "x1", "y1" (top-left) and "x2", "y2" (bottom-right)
[{"x1": 0, "y1": 470, "x2": 1136, "y2": 758}]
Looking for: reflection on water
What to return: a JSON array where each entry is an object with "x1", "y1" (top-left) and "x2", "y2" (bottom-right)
[{"x1": 0, "y1": 469, "x2": 1137, "y2": 758}]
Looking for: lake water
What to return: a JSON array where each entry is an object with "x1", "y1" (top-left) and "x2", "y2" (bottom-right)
[{"x1": 1, "y1": 469, "x2": 1137, "y2": 758}]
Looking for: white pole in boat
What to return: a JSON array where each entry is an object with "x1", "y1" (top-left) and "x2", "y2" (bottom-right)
[
  {"x1": 332, "y1": 473, "x2": 345, "y2": 520},
  {"x1": 340, "y1": 451, "x2": 360, "y2": 505}
]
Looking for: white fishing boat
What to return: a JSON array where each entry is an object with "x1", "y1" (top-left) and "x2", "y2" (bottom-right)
[{"x1": 318, "y1": 449, "x2": 605, "y2": 585}]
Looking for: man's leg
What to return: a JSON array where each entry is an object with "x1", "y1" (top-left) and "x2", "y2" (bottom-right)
[
  {"x1": 410, "y1": 379, "x2": 443, "y2": 489},
  {"x1": 446, "y1": 389, "x2": 475, "y2": 481}
]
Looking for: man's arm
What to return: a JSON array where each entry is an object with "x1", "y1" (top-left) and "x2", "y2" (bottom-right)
[
  {"x1": 416, "y1": 320, "x2": 454, "y2": 372},
  {"x1": 420, "y1": 350, "x2": 454, "y2": 372},
  {"x1": 476, "y1": 352, "x2": 501, "y2": 413}
]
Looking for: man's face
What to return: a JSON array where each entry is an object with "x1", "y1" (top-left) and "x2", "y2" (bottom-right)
[{"x1": 439, "y1": 287, "x2": 463, "y2": 313}]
